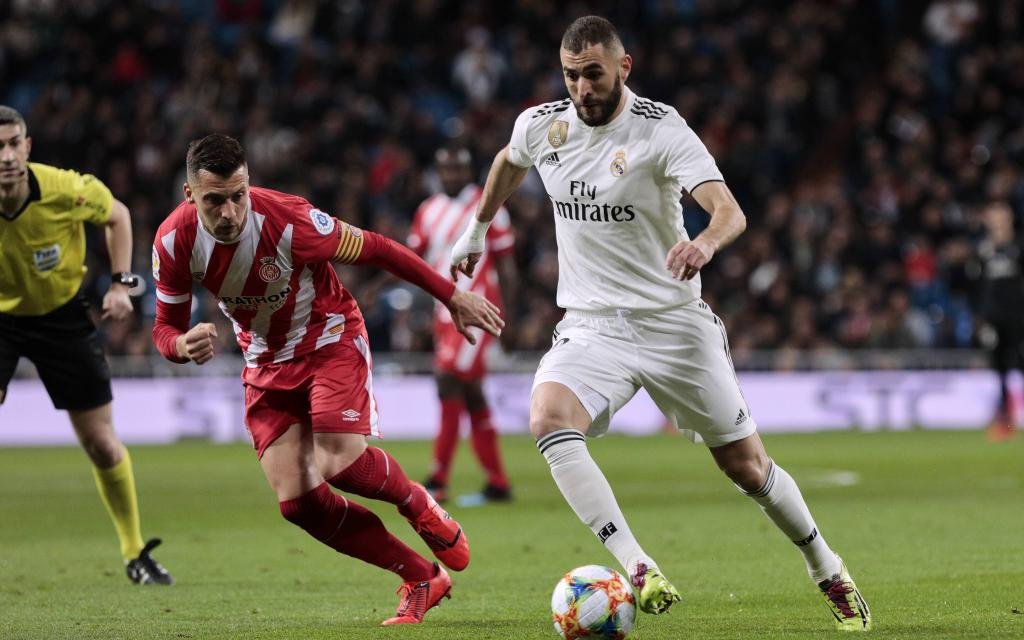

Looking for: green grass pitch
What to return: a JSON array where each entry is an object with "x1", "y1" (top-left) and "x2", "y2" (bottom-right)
[{"x1": 1, "y1": 430, "x2": 1022, "y2": 639}]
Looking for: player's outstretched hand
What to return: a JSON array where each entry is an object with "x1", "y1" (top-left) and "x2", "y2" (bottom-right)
[
  {"x1": 447, "y1": 290, "x2": 504, "y2": 345},
  {"x1": 666, "y1": 236, "x2": 716, "y2": 280},
  {"x1": 102, "y1": 286, "x2": 134, "y2": 321},
  {"x1": 176, "y1": 322, "x2": 218, "y2": 365}
]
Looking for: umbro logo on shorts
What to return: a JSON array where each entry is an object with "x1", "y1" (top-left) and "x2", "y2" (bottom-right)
[{"x1": 341, "y1": 409, "x2": 361, "y2": 421}]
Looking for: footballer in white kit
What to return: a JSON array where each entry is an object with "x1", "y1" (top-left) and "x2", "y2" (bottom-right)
[
  {"x1": 451, "y1": 15, "x2": 871, "y2": 633},
  {"x1": 506, "y1": 84, "x2": 753, "y2": 445}
]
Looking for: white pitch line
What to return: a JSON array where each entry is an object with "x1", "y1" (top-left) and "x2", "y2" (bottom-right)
[{"x1": 798, "y1": 469, "x2": 861, "y2": 487}]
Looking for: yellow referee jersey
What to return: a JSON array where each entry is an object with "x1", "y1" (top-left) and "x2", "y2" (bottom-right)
[{"x1": 0, "y1": 162, "x2": 113, "y2": 315}]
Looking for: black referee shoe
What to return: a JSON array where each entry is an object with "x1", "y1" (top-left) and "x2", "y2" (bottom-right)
[{"x1": 126, "y1": 538, "x2": 174, "y2": 585}]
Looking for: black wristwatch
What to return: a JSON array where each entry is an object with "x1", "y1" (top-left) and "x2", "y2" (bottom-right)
[{"x1": 111, "y1": 272, "x2": 141, "y2": 288}]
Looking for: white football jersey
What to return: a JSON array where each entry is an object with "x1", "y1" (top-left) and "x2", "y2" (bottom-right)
[{"x1": 507, "y1": 87, "x2": 723, "y2": 312}]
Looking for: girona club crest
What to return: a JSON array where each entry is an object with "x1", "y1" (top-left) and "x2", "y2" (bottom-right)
[{"x1": 258, "y1": 256, "x2": 283, "y2": 283}]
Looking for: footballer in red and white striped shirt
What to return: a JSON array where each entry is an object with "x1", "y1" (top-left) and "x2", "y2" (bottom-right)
[
  {"x1": 408, "y1": 149, "x2": 516, "y2": 379},
  {"x1": 407, "y1": 147, "x2": 517, "y2": 503},
  {"x1": 151, "y1": 134, "x2": 503, "y2": 626}
]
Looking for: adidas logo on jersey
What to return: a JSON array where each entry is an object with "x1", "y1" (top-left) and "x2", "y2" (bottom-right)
[{"x1": 543, "y1": 152, "x2": 561, "y2": 168}]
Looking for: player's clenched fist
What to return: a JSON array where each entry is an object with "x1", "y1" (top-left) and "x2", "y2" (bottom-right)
[
  {"x1": 666, "y1": 236, "x2": 717, "y2": 281},
  {"x1": 175, "y1": 322, "x2": 218, "y2": 364},
  {"x1": 447, "y1": 289, "x2": 504, "y2": 345}
]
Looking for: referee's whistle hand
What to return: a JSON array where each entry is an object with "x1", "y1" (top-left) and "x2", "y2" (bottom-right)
[
  {"x1": 101, "y1": 287, "x2": 134, "y2": 321},
  {"x1": 179, "y1": 322, "x2": 218, "y2": 365}
]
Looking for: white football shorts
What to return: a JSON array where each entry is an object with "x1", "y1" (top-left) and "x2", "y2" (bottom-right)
[{"x1": 532, "y1": 299, "x2": 756, "y2": 447}]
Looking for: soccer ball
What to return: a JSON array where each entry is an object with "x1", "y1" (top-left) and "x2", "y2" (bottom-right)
[{"x1": 551, "y1": 565, "x2": 636, "y2": 639}]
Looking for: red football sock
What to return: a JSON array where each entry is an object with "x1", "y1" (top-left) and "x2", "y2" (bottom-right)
[
  {"x1": 469, "y1": 409, "x2": 509, "y2": 489},
  {"x1": 327, "y1": 447, "x2": 427, "y2": 519},
  {"x1": 278, "y1": 483, "x2": 433, "y2": 582},
  {"x1": 431, "y1": 397, "x2": 464, "y2": 486}
]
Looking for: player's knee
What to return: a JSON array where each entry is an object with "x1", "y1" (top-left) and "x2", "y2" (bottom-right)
[
  {"x1": 83, "y1": 437, "x2": 123, "y2": 468},
  {"x1": 530, "y1": 383, "x2": 591, "y2": 438},
  {"x1": 721, "y1": 457, "x2": 770, "y2": 493},
  {"x1": 314, "y1": 432, "x2": 368, "y2": 479},
  {"x1": 529, "y1": 412, "x2": 566, "y2": 439}
]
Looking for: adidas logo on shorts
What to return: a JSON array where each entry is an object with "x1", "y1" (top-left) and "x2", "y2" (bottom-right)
[{"x1": 735, "y1": 409, "x2": 747, "y2": 426}]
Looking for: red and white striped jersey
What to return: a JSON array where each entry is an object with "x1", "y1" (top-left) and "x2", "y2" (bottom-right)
[
  {"x1": 408, "y1": 184, "x2": 514, "y2": 322},
  {"x1": 152, "y1": 187, "x2": 366, "y2": 368}
]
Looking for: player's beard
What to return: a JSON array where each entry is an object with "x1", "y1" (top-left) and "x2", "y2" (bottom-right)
[{"x1": 575, "y1": 74, "x2": 623, "y2": 127}]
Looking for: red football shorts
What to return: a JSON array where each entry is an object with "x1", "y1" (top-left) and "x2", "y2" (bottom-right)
[
  {"x1": 433, "y1": 317, "x2": 494, "y2": 381},
  {"x1": 241, "y1": 332, "x2": 379, "y2": 458}
]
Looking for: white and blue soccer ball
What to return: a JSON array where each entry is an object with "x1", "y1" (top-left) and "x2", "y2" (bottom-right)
[{"x1": 551, "y1": 565, "x2": 636, "y2": 639}]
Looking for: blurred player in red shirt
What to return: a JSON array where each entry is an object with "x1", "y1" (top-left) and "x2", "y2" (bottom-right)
[
  {"x1": 151, "y1": 135, "x2": 504, "y2": 625},
  {"x1": 408, "y1": 148, "x2": 517, "y2": 504}
]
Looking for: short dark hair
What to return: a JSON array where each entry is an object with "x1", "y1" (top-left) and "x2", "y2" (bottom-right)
[
  {"x1": 186, "y1": 134, "x2": 246, "y2": 179},
  {"x1": 0, "y1": 105, "x2": 27, "y2": 133},
  {"x1": 561, "y1": 16, "x2": 623, "y2": 54}
]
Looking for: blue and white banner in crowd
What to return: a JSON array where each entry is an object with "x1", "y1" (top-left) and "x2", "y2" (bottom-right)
[{"x1": 0, "y1": 371, "x2": 1018, "y2": 446}]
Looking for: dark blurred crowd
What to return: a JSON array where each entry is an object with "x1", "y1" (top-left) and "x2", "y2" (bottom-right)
[{"x1": 2, "y1": 0, "x2": 1021, "y2": 368}]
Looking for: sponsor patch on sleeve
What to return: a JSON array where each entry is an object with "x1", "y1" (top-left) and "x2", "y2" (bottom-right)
[{"x1": 309, "y1": 208, "x2": 335, "y2": 236}]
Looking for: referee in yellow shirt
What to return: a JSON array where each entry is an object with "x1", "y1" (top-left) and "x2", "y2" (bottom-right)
[{"x1": 0, "y1": 105, "x2": 172, "y2": 585}]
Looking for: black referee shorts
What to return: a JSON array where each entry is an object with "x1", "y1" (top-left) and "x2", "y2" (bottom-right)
[{"x1": 0, "y1": 293, "x2": 113, "y2": 411}]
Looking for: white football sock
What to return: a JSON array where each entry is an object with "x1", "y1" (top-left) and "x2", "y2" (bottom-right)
[
  {"x1": 538, "y1": 429, "x2": 654, "y2": 578},
  {"x1": 743, "y1": 459, "x2": 841, "y2": 582}
]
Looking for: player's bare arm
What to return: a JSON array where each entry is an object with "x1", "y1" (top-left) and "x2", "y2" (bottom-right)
[
  {"x1": 665, "y1": 181, "x2": 746, "y2": 281},
  {"x1": 450, "y1": 147, "x2": 528, "y2": 280},
  {"x1": 175, "y1": 323, "x2": 218, "y2": 365},
  {"x1": 101, "y1": 198, "x2": 134, "y2": 320}
]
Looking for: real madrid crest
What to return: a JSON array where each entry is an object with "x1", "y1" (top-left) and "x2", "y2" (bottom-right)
[
  {"x1": 548, "y1": 120, "x2": 568, "y2": 148},
  {"x1": 258, "y1": 256, "x2": 283, "y2": 283},
  {"x1": 610, "y1": 150, "x2": 627, "y2": 177}
]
